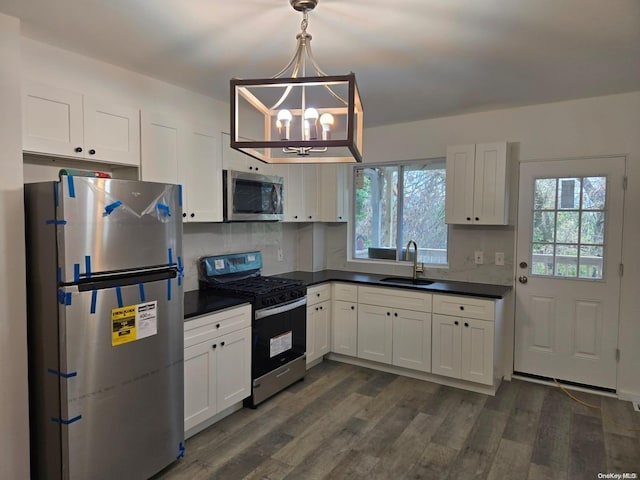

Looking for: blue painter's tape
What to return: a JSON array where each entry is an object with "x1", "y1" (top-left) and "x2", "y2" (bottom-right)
[
  {"x1": 90, "y1": 290, "x2": 97, "y2": 314},
  {"x1": 57, "y1": 267, "x2": 62, "y2": 284},
  {"x1": 157, "y1": 203, "x2": 171, "y2": 217},
  {"x1": 177, "y1": 256, "x2": 184, "y2": 287},
  {"x1": 167, "y1": 278, "x2": 172, "y2": 301},
  {"x1": 177, "y1": 184, "x2": 183, "y2": 208},
  {"x1": 67, "y1": 176, "x2": 75, "y2": 198},
  {"x1": 85, "y1": 256, "x2": 92, "y2": 279},
  {"x1": 116, "y1": 287, "x2": 123, "y2": 308},
  {"x1": 103, "y1": 201, "x2": 122, "y2": 216},
  {"x1": 177, "y1": 441, "x2": 185, "y2": 460},
  {"x1": 168, "y1": 248, "x2": 174, "y2": 266},
  {"x1": 54, "y1": 183, "x2": 60, "y2": 208},
  {"x1": 65, "y1": 292, "x2": 72, "y2": 306},
  {"x1": 47, "y1": 368, "x2": 77, "y2": 379},
  {"x1": 58, "y1": 290, "x2": 72, "y2": 306},
  {"x1": 58, "y1": 290, "x2": 65, "y2": 304},
  {"x1": 74, "y1": 264, "x2": 80, "y2": 283},
  {"x1": 138, "y1": 283, "x2": 146, "y2": 302},
  {"x1": 51, "y1": 415, "x2": 82, "y2": 425},
  {"x1": 45, "y1": 219, "x2": 67, "y2": 225}
]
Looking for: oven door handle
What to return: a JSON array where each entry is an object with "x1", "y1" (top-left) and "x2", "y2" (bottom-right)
[{"x1": 255, "y1": 297, "x2": 307, "y2": 320}]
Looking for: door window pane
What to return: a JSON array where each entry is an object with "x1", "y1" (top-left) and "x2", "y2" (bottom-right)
[{"x1": 530, "y1": 175, "x2": 606, "y2": 280}]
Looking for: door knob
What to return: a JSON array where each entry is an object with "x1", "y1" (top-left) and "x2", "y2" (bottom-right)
[
  {"x1": 519, "y1": 261, "x2": 528, "y2": 269},
  {"x1": 518, "y1": 275, "x2": 528, "y2": 284}
]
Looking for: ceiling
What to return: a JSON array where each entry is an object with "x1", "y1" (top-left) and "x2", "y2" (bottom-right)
[{"x1": 1, "y1": 0, "x2": 639, "y2": 127}]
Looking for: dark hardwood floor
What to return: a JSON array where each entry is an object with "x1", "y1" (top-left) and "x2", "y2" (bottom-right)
[{"x1": 155, "y1": 360, "x2": 640, "y2": 479}]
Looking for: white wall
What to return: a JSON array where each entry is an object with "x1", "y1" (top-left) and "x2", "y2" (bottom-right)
[
  {"x1": 338, "y1": 92, "x2": 640, "y2": 400},
  {"x1": 0, "y1": 13, "x2": 29, "y2": 480}
]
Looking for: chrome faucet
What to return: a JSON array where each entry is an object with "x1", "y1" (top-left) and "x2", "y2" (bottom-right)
[{"x1": 404, "y1": 240, "x2": 424, "y2": 280}]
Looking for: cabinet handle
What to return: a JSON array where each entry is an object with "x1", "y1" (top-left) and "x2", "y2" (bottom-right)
[
  {"x1": 338, "y1": 216, "x2": 342, "y2": 220},
  {"x1": 249, "y1": 166, "x2": 253, "y2": 170},
  {"x1": 190, "y1": 213, "x2": 195, "y2": 218},
  {"x1": 255, "y1": 167, "x2": 259, "y2": 171},
  {"x1": 466, "y1": 217, "x2": 471, "y2": 221},
  {"x1": 212, "y1": 344, "x2": 217, "y2": 349},
  {"x1": 294, "y1": 215, "x2": 298, "y2": 219},
  {"x1": 475, "y1": 217, "x2": 479, "y2": 221},
  {"x1": 350, "y1": 306, "x2": 355, "y2": 310},
  {"x1": 216, "y1": 323, "x2": 220, "y2": 329},
  {"x1": 454, "y1": 320, "x2": 459, "y2": 325},
  {"x1": 182, "y1": 213, "x2": 187, "y2": 218},
  {"x1": 315, "y1": 307, "x2": 319, "y2": 311},
  {"x1": 394, "y1": 312, "x2": 398, "y2": 317},
  {"x1": 74, "y1": 147, "x2": 83, "y2": 153},
  {"x1": 317, "y1": 293, "x2": 320, "y2": 297},
  {"x1": 459, "y1": 306, "x2": 464, "y2": 311},
  {"x1": 221, "y1": 341, "x2": 225, "y2": 346},
  {"x1": 320, "y1": 306, "x2": 323, "y2": 310},
  {"x1": 89, "y1": 149, "x2": 96, "y2": 155},
  {"x1": 308, "y1": 216, "x2": 312, "y2": 219},
  {"x1": 464, "y1": 322, "x2": 469, "y2": 327},
  {"x1": 386, "y1": 312, "x2": 390, "y2": 316}
]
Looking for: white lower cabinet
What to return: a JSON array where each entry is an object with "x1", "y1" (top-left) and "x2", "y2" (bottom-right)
[
  {"x1": 183, "y1": 304, "x2": 251, "y2": 436},
  {"x1": 332, "y1": 300, "x2": 358, "y2": 356},
  {"x1": 392, "y1": 308, "x2": 431, "y2": 372},
  {"x1": 306, "y1": 284, "x2": 332, "y2": 365},
  {"x1": 357, "y1": 304, "x2": 393, "y2": 364},
  {"x1": 431, "y1": 294, "x2": 496, "y2": 386}
]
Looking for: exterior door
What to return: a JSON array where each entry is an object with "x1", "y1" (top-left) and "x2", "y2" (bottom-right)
[{"x1": 514, "y1": 157, "x2": 625, "y2": 389}]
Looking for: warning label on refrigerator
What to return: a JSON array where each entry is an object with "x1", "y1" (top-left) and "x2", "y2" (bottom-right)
[
  {"x1": 270, "y1": 331, "x2": 292, "y2": 358},
  {"x1": 111, "y1": 301, "x2": 158, "y2": 346}
]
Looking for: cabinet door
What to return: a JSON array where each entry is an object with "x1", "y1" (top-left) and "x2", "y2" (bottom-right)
[
  {"x1": 332, "y1": 300, "x2": 358, "y2": 356},
  {"x1": 23, "y1": 82, "x2": 84, "y2": 158},
  {"x1": 460, "y1": 318, "x2": 494, "y2": 385},
  {"x1": 431, "y1": 314, "x2": 462, "y2": 379},
  {"x1": 83, "y1": 96, "x2": 140, "y2": 166},
  {"x1": 445, "y1": 144, "x2": 476, "y2": 224},
  {"x1": 303, "y1": 164, "x2": 319, "y2": 221},
  {"x1": 357, "y1": 304, "x2": 393, "y2": 364},
  {"x1": 184, "y1": 341, "x2": 216, "y2": 432},
  {"x1": 216, "y1": 328, "x2": 251, "y2": 411},
  {"x1": 183, "y1": 129, "x2": 223, "y2": 222},
  {"x1": 319, "y1": 164, "x2": 349, "y2": 222},
  {"x1": 306, "y1": 302, "x2": 330, "y2": 365},
  {"x1": 140, "y1": 111, "x2": 181, "y2": 184},
  {"x1": 472, "y1": 142, "x2": 508, "y2": 225},
  {"x1": 285, "y1": 165, "x2": 304, "y2": 221},
  {"x1": 392, "y1": 309, "x2": 431, "y2": 372}
]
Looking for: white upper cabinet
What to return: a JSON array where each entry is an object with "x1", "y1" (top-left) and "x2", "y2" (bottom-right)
[
  {"x1": 141, "y1": 112, "x2": 222, "y2": 222},
  {"x1": 23, "y1": 81, "x2": 140, "y2": 167},
  {"x1": 221, "y1": 132, "x2": 269, "y2": 174},
  {"x1": 285, "y1": 164, "x2": 319, "y2": 222},
  {"x1": 319, "y1": 164, "x2": 350, "y2": 222},
  {"x1": 445, "y1": 142, "x2": 509, "y2": 225}
]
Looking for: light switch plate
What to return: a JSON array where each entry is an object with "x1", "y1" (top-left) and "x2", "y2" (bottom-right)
[
  {"x1": 474, "y1": 251, "x2": 484, "y2": 265},
  {"x1": 495, "y1": 252, "x2": 505, "y2": 266}
]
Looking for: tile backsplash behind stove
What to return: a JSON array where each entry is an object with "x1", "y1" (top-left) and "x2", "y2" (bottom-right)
[{"x1": 182, "y1": 222, "x2": 302, "y2": 292}]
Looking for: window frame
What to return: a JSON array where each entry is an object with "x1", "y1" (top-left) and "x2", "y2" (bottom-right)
[{"x1": 350, "y1": 157, "x2": 449, "y2": 267}]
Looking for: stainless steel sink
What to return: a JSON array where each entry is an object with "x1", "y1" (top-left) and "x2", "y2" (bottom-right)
[{"x1": 379, "y1": 277, "x2": 434, "y2": 286}]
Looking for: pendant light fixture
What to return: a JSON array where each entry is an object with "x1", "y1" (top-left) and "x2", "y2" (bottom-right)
[{"x1": 230, "y1": 0, "x2": 363, "y2": 164}]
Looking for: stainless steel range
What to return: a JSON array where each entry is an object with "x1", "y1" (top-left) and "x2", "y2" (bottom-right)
[{"x1": 199, "y1": 252, "x2": 306, "y2": 407}]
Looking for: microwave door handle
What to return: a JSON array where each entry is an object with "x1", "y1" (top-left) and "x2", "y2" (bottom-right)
[
  {"x1": 271, "y1": 184, "x2": 281, "y2": 213},
  {"x1": 255, "y1": 297, "x2": 307, "y2": 320}
]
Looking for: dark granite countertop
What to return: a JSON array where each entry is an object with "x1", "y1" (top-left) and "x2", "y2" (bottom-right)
[
  {"x1": 184, "y1": 289, "x2": 250, "y2": 320},
  {"x1": 271, "y1": 269, "x2": 512, "y2": 299},
  {"x1": 184, "y1": 270, "x2": 512, "y2": 319}
]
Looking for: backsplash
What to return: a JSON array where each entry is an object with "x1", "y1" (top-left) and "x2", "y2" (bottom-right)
[{"x1": 182, "y1": 222, "x2": 303, "y2": 291}]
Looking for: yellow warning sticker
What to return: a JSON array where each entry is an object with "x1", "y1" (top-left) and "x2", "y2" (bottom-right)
[{"x1": 111, "y1": 305, "x2": 137, "y2": 346}]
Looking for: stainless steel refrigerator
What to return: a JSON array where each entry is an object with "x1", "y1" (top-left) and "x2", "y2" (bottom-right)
[{"x1": 25, "y1": 175, "x2": 184, "y2": 479}]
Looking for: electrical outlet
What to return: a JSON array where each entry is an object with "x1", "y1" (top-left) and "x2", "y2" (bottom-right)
[
  {"x1": 495, "y1": 252, "x2": 505, "y2": 266},
  {"x1": 474, "y1": 251, "x2": 484, "y2": 265},
  {"x1": 277, "y1": 248, "x2": 284, "y2": 262}
]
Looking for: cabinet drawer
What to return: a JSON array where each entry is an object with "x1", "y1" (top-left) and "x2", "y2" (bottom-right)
[
  {"x1": 308, "y1": 283, "x2": 331, "y2": 305},
  {"x1": 332, "y1": 282, "x2": 358, "y2": 302},
  {"x1": 358, "y1": 286, "x2": 432, "y2": 312},
  {"x1": 184, "y1": 304, "x2": 251, "y2": 347},
  {"x1": 433, "y1": 294, "x2": 494, "y2": 321}
]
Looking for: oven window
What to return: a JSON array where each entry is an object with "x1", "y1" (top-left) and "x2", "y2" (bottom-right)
[{"x1": 253, "y1": 303, "x2": 306, "y2": 378}]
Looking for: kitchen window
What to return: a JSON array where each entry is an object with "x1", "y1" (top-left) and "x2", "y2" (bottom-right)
[{"x1": 353, "y1": 159, "x2": 448, "y2": 265}]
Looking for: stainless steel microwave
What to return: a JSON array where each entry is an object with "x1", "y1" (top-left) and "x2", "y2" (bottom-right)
[{"x1": 223, "y1": 170, "x2": 284, "y2": 221}]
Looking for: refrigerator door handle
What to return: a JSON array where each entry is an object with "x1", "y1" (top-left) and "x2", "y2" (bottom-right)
[{"x1": 77, "y1": 267, "x2": 177, "y2": 292}]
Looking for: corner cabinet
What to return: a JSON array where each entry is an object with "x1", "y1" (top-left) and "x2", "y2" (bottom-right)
[
  {"x1": 23, "y1": 81, "x2": 140, "y2": 166},
  {"x1": 183, "y1": 304, "x2": 252, "y2": 437},
  {"x1": 306, "y1": 284, "x2": 331, "y2": 365},
  {"x1": 141, "y1": 112, "x2": 222, "y2": 222},
  {"x1": 445, "y1": 142, "x2": 509, "y2": 225}
]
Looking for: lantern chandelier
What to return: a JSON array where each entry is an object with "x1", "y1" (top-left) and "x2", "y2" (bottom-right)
[{"x1": 230, "y1": 0, "x2": 363, "y2": 164}]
